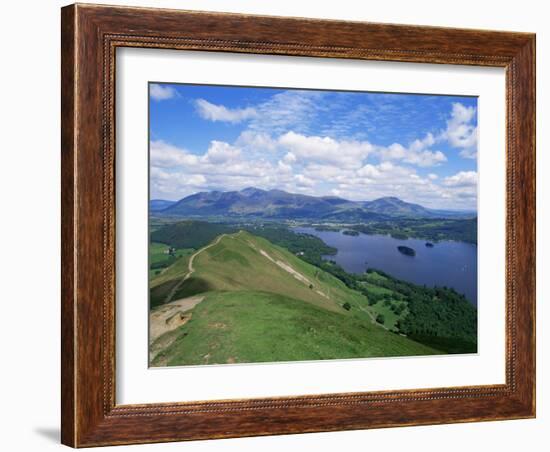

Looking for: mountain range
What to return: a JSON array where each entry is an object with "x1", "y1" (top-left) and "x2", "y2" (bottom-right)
[{"x1": 150, "y1": 187, "x2": 475, "y2": 220}]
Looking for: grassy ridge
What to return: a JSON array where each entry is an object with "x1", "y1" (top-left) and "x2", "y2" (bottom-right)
[
  {"x1": 179, "y1": 231, "x2": 359, "y2": 313},
  {"x1": 152, "y1": 290, "x2": 438, "y2": 366}
]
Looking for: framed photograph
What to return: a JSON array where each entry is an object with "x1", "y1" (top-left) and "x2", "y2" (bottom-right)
[{"x1": 61, "y1": 3, "x2": 536, "y2": 447}]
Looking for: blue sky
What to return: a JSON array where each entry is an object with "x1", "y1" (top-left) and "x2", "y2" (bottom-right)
[{"x1": 149, "y1": 83, "x2": 478, "y2": 209}]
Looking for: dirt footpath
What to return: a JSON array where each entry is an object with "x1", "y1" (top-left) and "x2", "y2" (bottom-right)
[{"x1": 149, "y1": 295, "x2": 205, "y2": 343}]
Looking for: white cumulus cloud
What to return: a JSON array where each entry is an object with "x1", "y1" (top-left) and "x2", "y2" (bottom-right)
[
  {"x1": 195, "y1": 99, "x2": 257, "y2": 123},
  {"x1": 202, "y1": 141, "x2": 241, "y2": 164},
  {"x1": 378, "y1": 133, "x2": 447, "y2": 167},
  {"x1": 150, "y1": 140, "x2": 199, "y2": 168},
  {"x1": 443, "y1": 170, "x2": 478, "y2": 187},
  {"x1": 150, "y1": 84, "x2": 177, "y2": 101},
  {"x1": 236, "y1": 131, "x2": 277, "y2": 151},
  {"x1": 282, "y1": 152, "x2": 297, "y2": 164},
  {"x1": 294, "y1": 174, "x2": 315, "y2": 187},
  {"x1": 441, "y1": 103, "x2": 478, "y2": 158},
  {"x1": 278, "y1": 131, "x2": 374, "y2": 168}
]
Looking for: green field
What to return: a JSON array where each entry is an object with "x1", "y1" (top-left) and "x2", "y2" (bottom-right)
[
  {"x1": 149, "y1": 230, "x2": 441, "y2": 366},
  {"x1": 149, "y1": 242, "x2": 193, "y2": 278}
]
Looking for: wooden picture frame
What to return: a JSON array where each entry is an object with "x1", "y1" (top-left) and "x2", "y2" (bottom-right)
[{"x1": 61, "y1": 3, "x2": 535, "y2": 447}]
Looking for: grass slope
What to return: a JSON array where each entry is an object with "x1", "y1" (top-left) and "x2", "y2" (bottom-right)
[
  {"x1": 150, "y1": 231, "x2": 440, "y2": 365},
  {"x1": 152, "y1": 291, "x2": 437, "y2": 366},
  {"x1": 172, "y1": 231, "x2": 361, "y2": 313}
]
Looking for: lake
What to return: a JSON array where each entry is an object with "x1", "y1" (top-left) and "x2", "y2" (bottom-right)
[{"x1": 294, "y1": 227, "x2": 478, "y2": 305}]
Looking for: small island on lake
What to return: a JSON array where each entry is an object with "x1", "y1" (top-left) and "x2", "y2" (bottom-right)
[
  {"x1": 342, "y1": 230, "x2": 360, "y2": 236},
  {"x1": 397, "y1": 245, "x2": 416, "y2": 256},
  {"x1": 425, "y1": 242, "x2": 434, "y2": 248}
]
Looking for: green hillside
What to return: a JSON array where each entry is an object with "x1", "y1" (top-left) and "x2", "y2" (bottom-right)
[
  {"x1": 152, "y1": 291, "x2": 437, "y2": 366},
  {"x1": 149, "y1": 231, "x2": 440, "y2": 366},
  {"x1": 151, "y1": 220, "x2": 235, "y2": 249}
]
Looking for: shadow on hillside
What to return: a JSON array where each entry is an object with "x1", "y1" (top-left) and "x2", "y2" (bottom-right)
[{"x1": 173, "y1": 277, "x2": 214, "y2": 299}]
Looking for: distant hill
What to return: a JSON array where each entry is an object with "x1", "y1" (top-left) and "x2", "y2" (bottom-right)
[
  {"x1": 151, "y1": 187, "x2": 474, "y2": 220},
  {"x1": 362, "y1": 196, "x2": 429, "y2": 216},
  {"x1": 157, "y1": 187, "x2": 355, "y2": 219},
  {"x1": 149, "y1": 231, "x2": 438, "y2": 366},
  {"x1": 150, "y1": 199, "x2": 176, "y2": 212}
]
